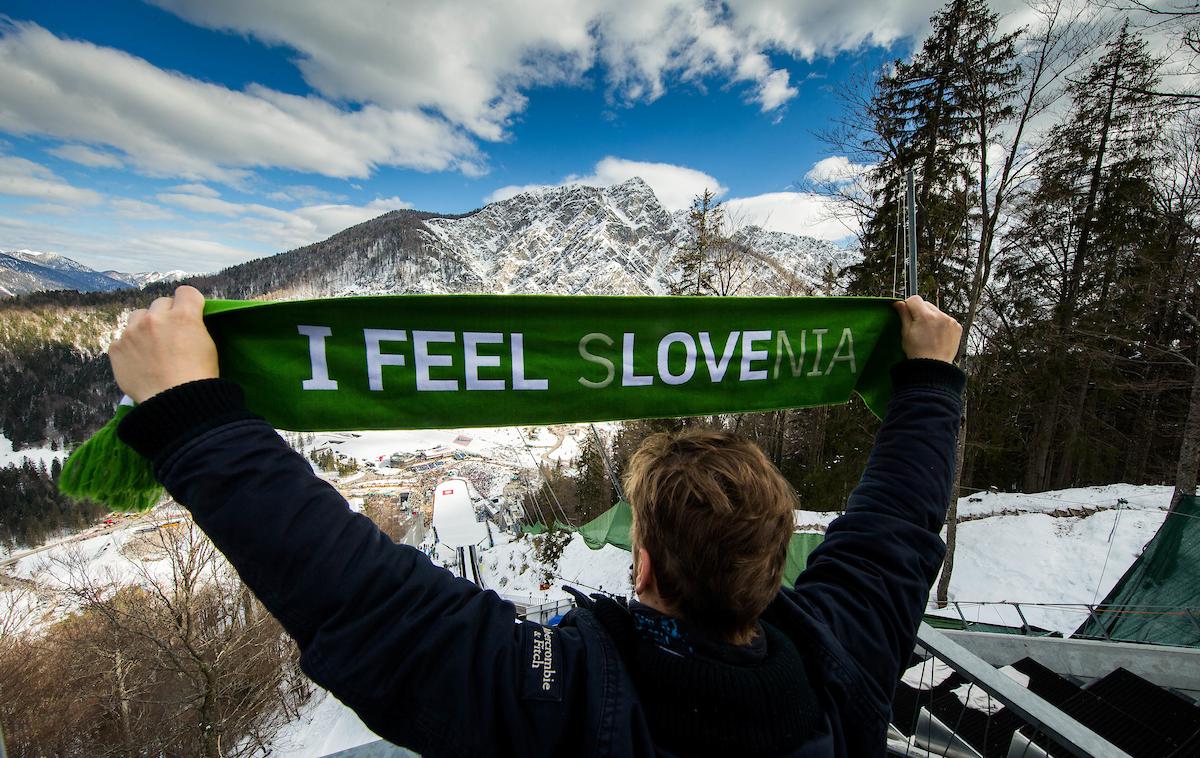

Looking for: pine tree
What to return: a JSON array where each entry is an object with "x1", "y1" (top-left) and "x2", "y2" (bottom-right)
[
  {"x1": 670, "y1": 189, "x2": 724, "y2": 296},
  {"x1": 835, "y1": 0, "x2": 1024, "y2": 604},
  {"x1": 1001, "y1": 22, "x2": 1165, "y2": 491},
  {"x1": 572, "y1": 432, "x2": 617, "y2": 523},
  {"x1": 850, "y1": 0, "x2": 977, "y2": 304}
]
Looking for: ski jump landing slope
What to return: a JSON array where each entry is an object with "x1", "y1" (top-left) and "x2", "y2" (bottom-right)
[{"x1": 430, "y1": 478, "x2": 488, "y2": 547}]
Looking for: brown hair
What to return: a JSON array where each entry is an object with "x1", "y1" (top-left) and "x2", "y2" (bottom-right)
[{"x1": 623, "y1": 429, "x2": 797, "y2": 641}]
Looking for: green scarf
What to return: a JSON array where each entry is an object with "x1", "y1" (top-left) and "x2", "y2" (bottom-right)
[{"x1": 61, "y1": 294, "x2": 904, "y2": 511}]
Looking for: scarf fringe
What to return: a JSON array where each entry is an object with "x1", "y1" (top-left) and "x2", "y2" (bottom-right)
[{"x1": 59, "y1": 405, "x2": 162, "y2": 513}]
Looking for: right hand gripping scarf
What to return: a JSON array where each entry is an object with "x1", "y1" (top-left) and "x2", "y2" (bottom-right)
[{"x1": 61, "y1": 294, "x2": 905, "y2": 511}]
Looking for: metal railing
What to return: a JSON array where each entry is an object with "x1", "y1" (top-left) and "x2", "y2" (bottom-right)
[
  {"x1": 926, "y1": 599, "x2": 1200, "y2": 645},
  {"x1": 896, "y1": 623, "x2": 1131, "y2": 758},
  {"x1": 503, "y1": 595, "x2": 577, "y2": 625}
]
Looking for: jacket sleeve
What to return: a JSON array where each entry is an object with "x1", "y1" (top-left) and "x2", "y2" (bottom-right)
[
  {"x1": 118, "y1": 379, "x2": 586, "y2": 757},
  {"x1": 784, "y1": 359, "x2": 964, "y2": 705}
]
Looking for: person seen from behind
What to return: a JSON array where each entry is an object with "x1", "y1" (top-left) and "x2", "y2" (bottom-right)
[{"x1": 108, "y1": 286, "x2": 963, "y2": 756}]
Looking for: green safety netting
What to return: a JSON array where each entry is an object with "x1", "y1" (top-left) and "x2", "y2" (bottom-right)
[
  {"x1": 575, "y1": 500, "x2": 634, "y2": 551},
  {"x1": 1074, "y1": 494, "x2": 1200, "y2": 648},
  {"x1": 782, "y1": 532, "x2": 826, "y2": 586}
]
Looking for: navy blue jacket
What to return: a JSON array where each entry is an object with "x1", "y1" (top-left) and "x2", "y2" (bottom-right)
[{"x1": 119, "y1": 358, "x2": 964, "y2": 757}]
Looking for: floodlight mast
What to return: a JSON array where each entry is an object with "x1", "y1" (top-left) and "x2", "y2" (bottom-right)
[{"x1": 906, "y1": 168, "x2": 918, "y2": 299}]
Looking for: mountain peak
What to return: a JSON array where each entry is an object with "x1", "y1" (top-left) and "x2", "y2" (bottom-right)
[{"x1": 608, "y1": 176, "x2": 654, "y2": 193}]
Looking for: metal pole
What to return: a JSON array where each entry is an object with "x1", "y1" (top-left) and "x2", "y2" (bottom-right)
[
  {"x1": 1086, "y1": 604, "x2": 1114, "y2": 642},
  {"x1": 1012, "y1": 602, "x2": 1033, "y2": 635},
  {"x1": 953, "y1": 601, "x2": 970, "y2": 629},
  {"x1": 906, "y1": 168, "x2": 918, "y2": 298}
]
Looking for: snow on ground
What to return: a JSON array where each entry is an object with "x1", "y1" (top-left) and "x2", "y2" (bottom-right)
[
  {"x1": 311, "y1": 427, "x2": 526, "y2": 462},
  {"x1": 248, "y1": 689, "x2": 379, "y2": 758},
  {"x1": 556, "y1": 537, "x2": 633, "y2": 596},
  {"x1": 795, "y1": 509, "x2": 841, "y2": 531},
  {"x1": 547, "y1": 434, "x2": 581, "y2": 464},
  {"x1": 901, "y1": 657, "x2": 957, "y2": 690},
  {"x1": 0, "y1": 431, "x2": 67, "y2": 469},
  {"x1": 521, "y1": 426, "x2": 558, "y2": 448},
  {"x1": 11, "y1": 528, "x2": 175, "y2": 591},
  {"x1": 952, "y1": 666, "x2": 1029, "y2": 715},
  {"x1": 0, "y1": 582, "x2": 52, "y2": 638},
  {"x1": 955, "y1": 483, "x2": 1173, "y2": 519},
  {"x1": 470, "y1": 529, "x2": 634, "y2": 604},
  {"x1": 929, "y1": 485, "x2": 1174, "y2": 634}
]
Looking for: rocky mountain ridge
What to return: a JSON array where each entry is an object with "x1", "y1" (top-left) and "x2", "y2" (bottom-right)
[{"x1": 294, "y1": 178, "x2": 855, "y2": 297}]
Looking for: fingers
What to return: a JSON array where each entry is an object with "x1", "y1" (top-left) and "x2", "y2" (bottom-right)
[
  {"x1": 895, "y1": 294, "x2": 933, "y2": 324},
  {"x1": 904, "y1": 294, "x2": 951, "y2": 322},
  {"x1": 126, "y1": 308, "x2": 149, "y2": 329},
  {"x1": 111, "y1": 309, "x2": 146, "y2": 356},
  {"x1": 147, "y1": 286, "x2": 204, "y2": 316},
  {"x1": 172, "y1": 285, "x2": 205, "y2": 316},
  {"x1": 905, "y1": 295, "x2": 930, "y2": 320},
  {"x1": 149, "y1": 296, "x2": 173, "y2": 314}
]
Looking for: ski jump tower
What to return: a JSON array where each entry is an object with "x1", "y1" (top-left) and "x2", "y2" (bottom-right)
[{"x1": 431, "y1": 478, "x2": 489, "y2": 588}]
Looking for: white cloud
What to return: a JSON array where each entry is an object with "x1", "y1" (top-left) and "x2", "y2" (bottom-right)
[
  {"x1": 167, "y1": 183, "x2": 220, "y2": 198},
  {"x1": 1, "y1": 3, "x2": 1044, "y2": 190},
  {"x1": 110, "y1": 198, "x2": 177, "y2": 220},
  {"x1": 151, "y1": 0, "x2": 598, "y2": 141},
  {"x1": 573, "y1": 157, "x2": 726, "y2": 211},
  {"x1": 264, "y1": 184, "x2": 344, "y2": 204},
  {"x1": 157, "y1": 192, "x2": 282, "y2": 218},
  {"x1": 724, "y1": 192, "x2": 857, "y2": 242},
  {"x1": 483, "y1": 183, "x2": 555, "y2": 204},
  {"x1": 156, "y1": 190, "x2": 412, "y2": 250},
  {"x1": 805, "y1": 155, "x2": 873, "y2": 185},
  {"x1": 0, "y1": 155, "x2": 103, "y2": 205},
  {"x1": 24, "y1": 202, "x2": 74, "y2": 216},
  {"x1": 484, "y1": 156, "x2": 725, "y2": 212},
  {"x1": 0, "y1": 22, "x2": 482, "y2": 182},
  {"x1": 755, "y1": 69, "x2": 799, "y2": 112},
  {"x1": 0, "y1": 213, "x2": 258, "y2": 273},
  {"x1": 154, "y1": 1, "x2": 1042, "y2": 127},
  {"x1": 47, "y1": 144, "x2": 124, "y2": 169},
  {"x1": 149, "y1": 0, "x2": 862, "y2": 139}
]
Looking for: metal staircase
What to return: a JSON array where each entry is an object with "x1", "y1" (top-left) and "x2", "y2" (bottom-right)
[{"x1": 889, "y1": 623, "x2": 1200, "y2": 757}]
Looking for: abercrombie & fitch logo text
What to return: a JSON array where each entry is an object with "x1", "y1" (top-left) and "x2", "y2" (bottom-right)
[
  {"x1": 523, "y1": 624, "x2": 563, "y2": 702},
  {"x1": 531, "y1": 627, "x2": 556, "y2": 692}
]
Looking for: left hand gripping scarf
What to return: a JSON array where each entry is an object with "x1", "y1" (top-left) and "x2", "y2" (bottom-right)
[{"x1": 61, "y1": 294, "x2": 905, "y2": 512}]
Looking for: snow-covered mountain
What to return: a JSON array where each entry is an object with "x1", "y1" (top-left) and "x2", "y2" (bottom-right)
[
  {"x1": 0, "y1": 249, "x2": 187, "y2": 298},
  {"x1": 0, "y1": 250, "x2": 130, "y2": 297},
  {"x1": 102, "y1": 269, "x2": 189, "y2": 288},
  {"x1": 294, "y1": 178, "x2": 855, "y2": 297}
]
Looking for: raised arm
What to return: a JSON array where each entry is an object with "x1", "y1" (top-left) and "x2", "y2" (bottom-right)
[
  {"x1": 784, "y1": 296, "x2": 964, "y2": 703},
  {"x1": 108, "y1": 287, "x2": 581, "y2": 755}
]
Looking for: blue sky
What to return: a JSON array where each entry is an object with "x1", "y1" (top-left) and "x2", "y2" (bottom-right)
[{"x1": 0, "y1": 0, "x2": 969, "y2": 274}]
